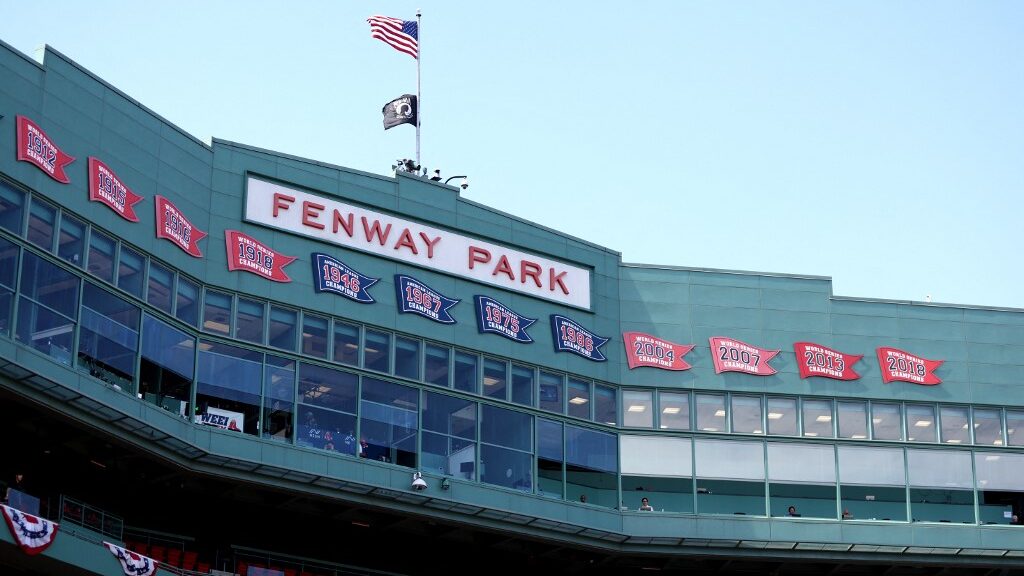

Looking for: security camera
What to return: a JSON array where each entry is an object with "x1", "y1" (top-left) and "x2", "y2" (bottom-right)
[{"x1": 411, "y1": 472, "x2": 427, "y2": 491}]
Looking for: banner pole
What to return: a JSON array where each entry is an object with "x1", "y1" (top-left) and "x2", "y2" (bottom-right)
[{"x1": 416, "y1": 9, "x2": 422, "y2": 168}]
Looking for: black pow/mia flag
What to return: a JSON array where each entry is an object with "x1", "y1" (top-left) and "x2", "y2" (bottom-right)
[{"x1": 382, "y1": 94, "x2": 417, "y2": 130}]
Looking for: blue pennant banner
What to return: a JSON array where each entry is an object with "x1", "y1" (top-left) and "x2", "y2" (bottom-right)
[
  {"x1": 550, "y1": 314, "x2": 609, "y2": 362},
  {"x1": 474, "y1": 295, "x2": 536, "y2": 343},
  {"x1": 395, "y1": 274, "x2": 460, "y2": 324},
  {"x1": 312, "y1": 253, "x2": 379, "y2": 303}
]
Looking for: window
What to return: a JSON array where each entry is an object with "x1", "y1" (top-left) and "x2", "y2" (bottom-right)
[
  {"x1": 116, "y1": 246, "x2": 145, "y2": 298},
  {"x1": 57, "y1": 214, "x2": 85, "y2": 266},
  {"x1": 838, "y1": 446, "x2": 906, "y2": 521},
  {"x1": 394, "y1": 336, "x2": 420, "y2": 380},
  {"x1": 732, "y1": 395, "x2": 763, "y2": 434},
  {"x1": 621, "y1": 436, "x2": 693, "y2": 512},
  {"x1": 301, "y1": 314, "x2": 329, "y2": 359},
  {"x1": 567, "y1": 378, "x2": 591, "y2": 419},
  {"x1": 1008, "y1": 410, "x2": 1024, "y2": 447},
  {"x1": 0, "y1": 180, "x2": 25, "y2": 234},
  {"x1": 0, "y1": 236, "x2": 18, "y2": 336},
  {"x1": 622, "y1": 390, "x2": 653, "y2": 428},
  {"x1": 537, "y1": 419, "x2": 564, "y2": 499},
  {"x1": 838, "y1": 401, "x2": 868, "y2": 439},
  {"x1": 594, "y1": 384, "x2": 617, "y2": 426},
  {"x1": 453, "y1": 351, "x2": 478, "y2": 394},
  {"x1": 202, "y1": 290, "x2": 232, "y2": 335},
  {"x1": 87, "y1": 229, "x2": 116, "y2": 283},
  {"x1": 360, "y1": 377, "x2": 418, "y2": 467},
  {"x1": 483, "y1": 358, "x2": 507, "y2": 400},
  {"x1": 146, "y1": 261, "x2": 173, "y2": 314},
  {"x1": 235, "y1": 298, "x2": 265, "y2": 344},
  {"x1": 802, "y1": 399, "x2": 834, "y2": 438},
  {"x1": 421, "y1": 392, "x2": 476, "y2": 479},
  {"x1": 768, "y1": 444, "x2": 836, "y2": 518},
  {"x1": 481, "y1": 405, "x2": 533, "y2": 491},
  {"x1": 196, "y1": 340, "x2": 262, "y2": 435},
  {"x1": 539, "y1": 371, "x2": 563, "y2": 414},
  {"x1": 566, "y1": 425, "x2": 617, "y2": 507},
  {"x1": 16, "y1": 252, "x2": 79, "y2": 364},
  {"x1": 268, "y1": 306, "x2": 297, "y2": 350},
  {"x1": 175, "y1": 277, "x2": 199, "y2": 327},
  {"x1": 78, "y1": 282, "x2": 140, "y2": 390},
  {"x1": 139, "y1": 314, "x2": 194, "y2": 417},
  {"x1": 696, "y1": 393, "x2": 726, "y2": 432},
  {"x1": 906, "y1": 404, "x2": 936, "y2": 443},
  {"x1": 27, "y1": 198, "x2": 56, "y2": 251},
  {"x1": 768, "y1": 397, "x2": 797, "y2": 436},
  {"x1": 975, "y1": 452, "x2": 1024, "y2": 524},
  {"x1": 298, "y1": 363, "x2": 358, "y2": 454},
  {"x1": 907, "y1": 449, "x2": 974, "y2": 523},
  {"x1": 973, "y1": 408, "x2": 1004, "y2": 446},
  {"x1": 872, "y1": 402, "x2": 903, "y2": 441},
  {"x1": 363, "y1": 329, "x2": 390, "y2": 372},
  {"x1": 332, "y1": 321, "x2": 359, "y2": 366},
  {"x1": 654, "y1": 392, "x2": 688, "y2": 431},
  {"x1": 263, "y1": 356, "x2": 295, "y2": 443},
  {"x1": 695, "y1": 439, "x2": 765, "y2": 516},
  {"x1": 511, "y1": 364, "x2": 534, "y2": 407},
  {"x1": 424, "y1": 344, "x2": 450, "y2": 387},
  {"x1": 939, "y1": 406, "x2": 969, "y2": 444}
]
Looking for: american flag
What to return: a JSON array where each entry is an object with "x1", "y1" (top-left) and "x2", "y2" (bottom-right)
[{"x1": 367, "y1": 15, "x2": 418, "y2": 59}]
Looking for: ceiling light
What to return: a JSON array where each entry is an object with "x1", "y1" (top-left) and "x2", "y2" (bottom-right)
[
  {"x1": 815, "y1": 415, "x2": 832, "y2": 422},
  {"x1": 945, "y1": 439, "x2": 961, "y2": 444},
  {"x1": 662, "y1": 407, "x2": 681, "y2": 415},
  {"x1": 767, "y1": 412, "x2": 784, "y2": 420},
  {"x1": 851, "y1": 434, "x2": 867, "y2": 439},
  {"x1": 627, "y1": 405, "x2": 647, "y2": 413},
  {"x1": 872, "y1": 418, "x2": 882, "y2": 424},
  {"x1": 569, "y1": 397, "x2": 588, "y2": 405},
  {"x1": 804, "y1": 432, "x2": 818, "y2": 437},
  {"x1": 914, "y1": 420, "x2": 932, "y2": 427},
  {"x1": 701, "y1": 427, "x2": 718, "y2": 432},
  {"x1": 714, "y1": 409, "x2": 726, "y2": 417}
]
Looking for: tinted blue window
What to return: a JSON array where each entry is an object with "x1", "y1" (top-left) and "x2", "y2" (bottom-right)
[
  {"x1": 27, "y1": 198, "x2": 56, "y2": 251},
  {"x1": 511, "y1": 364, "x2": 534, "y2": 407},
  {"x1": 197, "y1": 340, "x2": 262, "y2": 435},
  {"x1": 566, "y1": 426, "x2": 617, "y2": 473},
  {"x1": 453, "y1": 351, "x2": 477, "y2": 394},
  {"x1": 0, "y1": 180, "x2": 25, "y2": 234},
  {"x1": 363, "y1": 329, "x2": 390, "y2": 372},
  {"x1": 298, "y1": 363, "x2": 357, "y2": 414},
  {"x1": 20, "y1": 251, "x2": 79, "y2": 319},
  {"x1": 360, "y1": 377, "x2": 417, "y2": 467},
  {"x1": 424, "y1": 344, "x2": 449, "y2": 387},
  {"x1": 139, "y1": 315, "x2": 194, "y2": 416},
  {"x1": 394, "y1": 336, "x2": 420, "y2": 380},
  {"x1": 263, "y1": 355, "x2": 295, "y2": 443},
  {"x1": 78, "y1": 282, "x2": 140, "y2": 389},
  {"x1": 332, "y1": 321, "x2": 359, "y2": 366},
  {"x1": 481, "y1": 404, "x2": 532, "y2": 452}
]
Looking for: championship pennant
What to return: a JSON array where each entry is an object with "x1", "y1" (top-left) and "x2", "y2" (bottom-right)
[
  {"x1": 88, "y1": 158, "x2": 143, "y2": 221},
  {"x1": 395, "y1": 274, "x2": 459, "y2": 324},
  {"x1": 474, "y1": 295, "x2": 536, "y2": 343},
  {"x1": 551, "y1": 315, "x2": 609, "y2": 362},
  {"x1": 16, "y1": 116, "x2": 75, "y2": 183},
  {"x1": 793, "y1": 342, "x2": 862, "y2": 381},
  {"x1": 623, "y1": 332, "x2": 694, "y2": 370},
  {"x1": 225, "y1": 230, "x2": 296, "y2": 282},
  {"x1": 155, "y1": 196, "x2": 206, "y2": 257},
  {"x1": 709, "y1": 337, "x2": 779, "y2": 375},
  {"x1": 1, "y1": 504, "x2": 59, "y2": 555},
  {"x1": 312, "y1": 253, "x2": 378, "y2": 303},
  {"x1": 876, "y1": 347, "x2": 943, "y2": 385}
]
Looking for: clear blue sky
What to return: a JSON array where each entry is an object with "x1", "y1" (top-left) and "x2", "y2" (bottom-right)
[{"x1": 4, "y1": 2, "x2": 1023, "y2": 308}]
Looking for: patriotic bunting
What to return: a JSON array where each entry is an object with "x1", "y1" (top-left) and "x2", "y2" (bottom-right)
[{"x1": 1, "y1": 504, "x2": 59, "y2": 555}]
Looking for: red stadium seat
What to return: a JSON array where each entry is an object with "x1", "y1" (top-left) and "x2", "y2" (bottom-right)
[
  {"x1": 182, "y1": 550, "x2": 198, "y2": 570},
  {"x1": 166, "y1": 548, "x2": 182, "y2": 567},
  {"x1": 149, "y1": 545, "x2": 166, "y2": 563},
  {"x1": 237, "y1": 560, "x2": 248, "y2": 575},
  {"x1": 284, "y1": 569, "x2": 297, "y2": 576},
  {"x1": 197, "y1": 561, "x2": 211, "y2": 573}
]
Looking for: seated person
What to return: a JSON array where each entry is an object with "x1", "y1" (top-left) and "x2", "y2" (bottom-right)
[
  {"x1": 639, "y1": 497, "x2": 654, "y2": 511},
  {"x1": 787, "y1": 505, "x2": 801, "y2": 517}
]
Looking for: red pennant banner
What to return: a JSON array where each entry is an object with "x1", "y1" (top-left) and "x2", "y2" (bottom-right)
[
  {"x1": 709, "y1": 336, "x2": 779, "y2": 376},
  {"x1": 155, "y1": 195, "x2": 206, "y2": 257},
  {"x1": 225, "y1": 230, "x2": 296, "y2": 282},
  {"x1": 16, "y1": 116, "x2": 75, "y2": 183},
  {"x1": 88, "y1": 158, "x2": 143, "y2": 221},
  {"x1": 876, "y1": 347, "x2": 943, "y2": 385},
  {"x1": 793, "y1": 342, "x2": 862, "y2": 381},
  {"x1": 104, "y1": 541, "x2": 158, "y2": 576},
  {"x1": 1, "y1": 504, "x2": 59, "y2": 556},
  {"x1": 623, "y1": 332, "x2": 694, "y2": 370}
]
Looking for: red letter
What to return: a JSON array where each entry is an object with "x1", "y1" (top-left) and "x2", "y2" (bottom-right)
[
  {"x1": 361, "y1": 217, "x2": 392, "y2": 246},
  {"x1": 333, "y1": 210, "x2": 354, "y2": 236},
  {"x1": 492, "y1": 255, "x2": 515, "y2": 281},
  {"x1": 550, "y1": 269, "x2": 570, "y2": 295},
  {"x1": 419, "y1": 232, "x2": 441, "y2": 259},
  {"x1": 393, "y1": 228, "x2": 419, "y2": 255},
  {"x1": 468, "y1": 246, "x2": 491, "y2": 269},
  {"x1": 520, "y1": 260, "x2": 543, "y2": 288},
  {"x1": 272, "y1": 193, "x2": 295, "y2": 217},
  {"x1": 302, "y1": 201, "x2": 325, "y2": 230}
]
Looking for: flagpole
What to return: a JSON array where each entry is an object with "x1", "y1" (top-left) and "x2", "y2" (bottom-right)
[{"x1": 416, "y1": 9, "x2": 422, "y2": 168}]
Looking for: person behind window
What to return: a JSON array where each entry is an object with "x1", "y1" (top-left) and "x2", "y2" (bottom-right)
[
  {"x1": 579, "y1": 494, "x2": 588, "y2": 504},
  {"x1": 787, "y1": 505, "x2": 801, "y2": 517},
  {"x1": 639, "y1": 497, "x2": 653, "y2": 511},
  {"x1": 842, "y1": 508, "x2": 853, "y2": 520}
]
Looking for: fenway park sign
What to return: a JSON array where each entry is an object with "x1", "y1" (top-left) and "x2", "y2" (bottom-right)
[{"x1": 244, "y1": 177, "x2": 591, "y2": 309}]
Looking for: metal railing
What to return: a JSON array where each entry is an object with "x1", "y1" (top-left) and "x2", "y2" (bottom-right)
[{"x1": 58, "y1": 494, "x2": 124, "y2": 540}]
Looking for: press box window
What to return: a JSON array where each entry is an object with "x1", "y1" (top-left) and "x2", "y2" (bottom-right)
[
  {"x1": 27, "y1": 197, "x2": 56, "y2": 251},
  {"x1": 202, "y1": 290, "x2": 232, "y2": 335}
]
